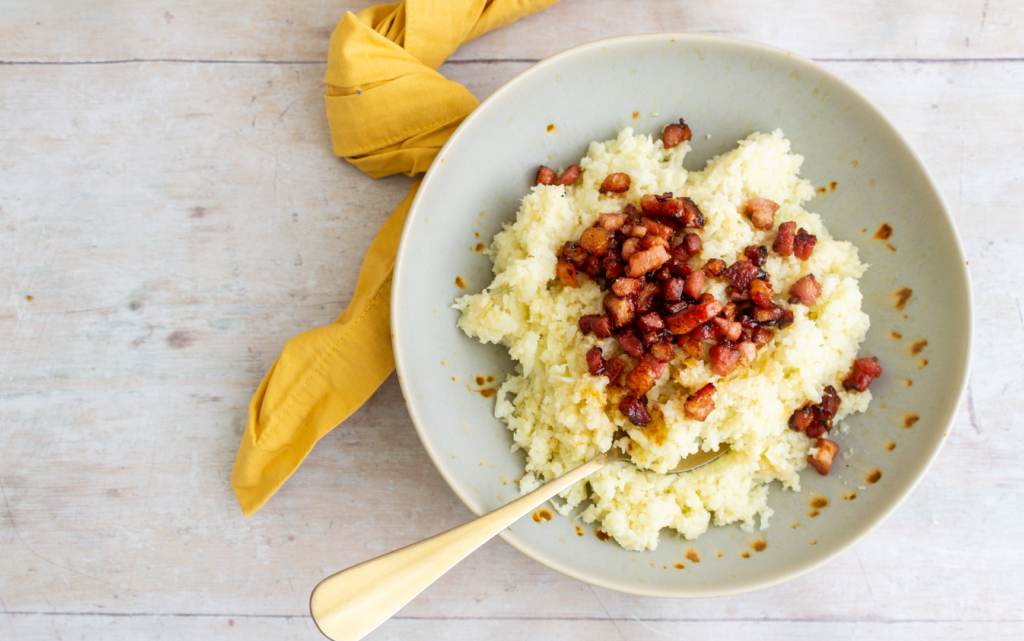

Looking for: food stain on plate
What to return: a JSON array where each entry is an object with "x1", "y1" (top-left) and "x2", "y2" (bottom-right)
[
  {"x1": 532, "y1": 509, "x2": 553, "y2": 523},
  {"x1": 911, "y1": 339, "x2": 928, "y2": 355},
  {"x1": 874, "y1": 223, "x2": 892, "y2": 240},
  {"x1": 750, "y1": 540, "x2": 768, "y2": 553},
  {"x1": 843, "y1": 492, "x2": 857, "y2": 500},
  {"x1": 685, "y1": 549, "x2": 701, "y2": 563},
  {"x1": 574, "y1": 525, "x2": 584, "y2": 537},
  {"x1": 467, "y1": 384, "x2": 496, "y2": 398},
  {"x1": 673, "y1": 562, "x2": 685, "y2": 569},
  {"x1": 867, "y1": 469, "x2": 882, "y2": 484},
  {"x1": 895, "y1": 287, "x2": 913, "y2": 309},
  {"x1": 469, "y1": 374, "x2": 498, "y2": 398},
  {"x1": 455, "y1": 276, "x2": 466, "y2": 289},
  {"x1": 595, "y1": 529, "x2": 611, "y2": 542},
  {"x1": 904, "y1": 414, "x2": 920, "y2": 428}
]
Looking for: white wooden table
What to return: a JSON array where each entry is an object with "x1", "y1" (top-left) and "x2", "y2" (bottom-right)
[{"x1": 2, "y1": 1, "x2": 1022, "y2": 639}]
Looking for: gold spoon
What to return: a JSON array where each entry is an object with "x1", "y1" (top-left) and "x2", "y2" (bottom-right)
[{"x1": 309, "y1": 441, "x2": 728, "y2": 641}]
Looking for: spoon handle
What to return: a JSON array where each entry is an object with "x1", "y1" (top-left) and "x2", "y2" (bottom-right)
[{"x1": 309, "y1": 448, "x2": 621, "y2": 641}]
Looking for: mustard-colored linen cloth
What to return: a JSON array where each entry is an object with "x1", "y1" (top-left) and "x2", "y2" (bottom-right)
[{"x1": 231, "y1": 0, "x2": 558, "y2": 516}]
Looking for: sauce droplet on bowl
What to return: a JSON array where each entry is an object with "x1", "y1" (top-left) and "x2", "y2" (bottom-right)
[{"x1": 895, "y1": 287, "x2": 913, "y2": 309}]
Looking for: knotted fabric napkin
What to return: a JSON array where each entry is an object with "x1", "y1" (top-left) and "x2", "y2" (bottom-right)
[{"x1": 231, "y1": 0, "x2": 558, "y2": 515}]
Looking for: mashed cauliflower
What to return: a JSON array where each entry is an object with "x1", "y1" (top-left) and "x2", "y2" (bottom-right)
[{"x1": 454, "y1": 127, "x2": 871, "y2": 551}]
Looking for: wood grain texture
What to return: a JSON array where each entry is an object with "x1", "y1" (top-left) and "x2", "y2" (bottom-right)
[
  {"x1": 1, "y1": 0, "x2": 1022, "y2": 63},
  {"x1": 1, "y1": 1, "x2": 1022, "y2": 639}
]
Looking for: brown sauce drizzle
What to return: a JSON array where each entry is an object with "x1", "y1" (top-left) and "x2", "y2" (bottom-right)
[
  {"x1": 486, "y1": 375, "x2": 495, "y2": 383},
  {"x1": 875, "y1": 223, "x2": 893, "y2": 239},
  {"x1": 904, "y1": 414, "x2": 920, "y2": 428},
  {"x1": 741, "y1": 551, "x2": 751, "y2": 559},
  {"x1": 890, "y1": 331, "x2": 902, "y2": 339},
  {"x1": 468, "y1": 384, "x2": 497, "y2": 398},
  {"x1": 575, "y1": 525, "x2": 584, "y2": 537},
  {"x1": 474, "y1": 243, "x2": 485, "y2": 252},
  {"x1": 632, "y1": 111, "x2": 641, "y2": 120},
  {"x1": 829, "y1": 181, "x2": 837, "y2": 192},
  {"x1": 751, "y1": 540, "x2": 768, "y2": 552},
  {"x1": 810, "y1": 540, "x2": 818, "y2": 546},
  {"x1": 816, "y1": 186, "x2": 827, "y2": 194},
  {"x1": 673, "y1": 562, "x2": 685, "y2": 569},
  {"x1": 791, "y1": 522, "x2": 800, "y2": 529},
  {"x1": 811, "y1": 497, "x2": 829, "y2": 509},
  {"x1": 895, "y1": 287, "x2": 912, "y2": 309},
  {"x1": 685, "y1": 549, "x2": 701, "y2": 563},
  {"x1": 918, "y1": 358, "x2": 929, "y2": 369},
  {"x1": 808, "y1": 510, "x2": 820, "y2": 518},
  {"x1": 905, "y1": 379, "x2": 913, "y2": 387},
  {"x1": 455, "y1": 276, "x2": 466, "y2": 289},
  {"x1": 911, "y1": 339, "x2": 928, "y2": 355},
  {"x1": 887, "y1": 442, "x2": 897, "y2": 451},
  {"x1": 843, "y1": 492, "x2": 857, "y2": 501},
  {"x1": 532, "y1": 509, "x2": 553, "y2": 523},
  {"x1": 595, "y1": 530, "x2": 610, "y2": 541},
  {"x1": 546, "y1": 123, "x2": 555, "y2": 132},
  {"x1": 475, "y1": 376, "x2": 485, "y2": 386},
  {"x1": 867, "y1": 470, "x2": 882, "y2": 484}
]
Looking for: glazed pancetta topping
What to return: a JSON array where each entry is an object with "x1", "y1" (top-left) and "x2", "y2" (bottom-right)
[
  {"x1": 844, "y1": 356, "x2": 882, "y2": 392},
  {"x1": 745, "y1": 198, "x2": 779, "y2": 231},
  {"x1": 600, "y1": 172, "x2": 632, "y2": 193},
  {"x1": 547, "y1": 120, "x2": 872, "y2": 441},
  {"x1": 662, "y1": 119, "x2": 692, "y2": 149},
  {"x1": 807, "y1": 438, "x2": 839, "y2": 475}
]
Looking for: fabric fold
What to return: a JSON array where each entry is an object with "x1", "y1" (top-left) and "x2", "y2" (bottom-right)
[{"x1": 231, "y1": 0, "x2": 558, "y2": 515}]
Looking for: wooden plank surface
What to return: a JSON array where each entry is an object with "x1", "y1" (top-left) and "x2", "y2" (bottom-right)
[
  {"x1": 1, "y1": 1, "x2": 1022, "y2": 639},
  {"x1": 2, "y1": 0, "x2": 1023, "y2": 62}
]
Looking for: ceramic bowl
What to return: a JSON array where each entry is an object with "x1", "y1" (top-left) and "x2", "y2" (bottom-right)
[{"x1": 391, "y1": 34, "x2": 972, "y2": 597}]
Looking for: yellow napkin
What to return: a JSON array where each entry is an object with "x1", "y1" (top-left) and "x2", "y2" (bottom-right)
[{"x1": 231, "y1": 0, "x2": 558, "y2": 516}]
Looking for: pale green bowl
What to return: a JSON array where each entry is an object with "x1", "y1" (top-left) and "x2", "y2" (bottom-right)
[{"x1": 391, "y1": 34, "x2": 972, "y2": 597}]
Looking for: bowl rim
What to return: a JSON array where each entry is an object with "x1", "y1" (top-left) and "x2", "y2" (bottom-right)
[{"x1": 391, "y1": 32, "x2": 974, "y2": 598}]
